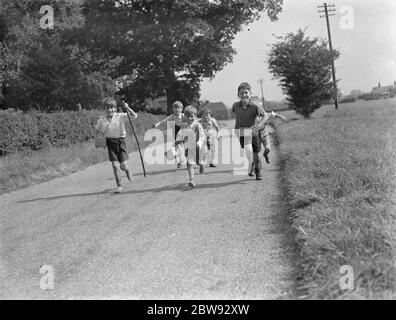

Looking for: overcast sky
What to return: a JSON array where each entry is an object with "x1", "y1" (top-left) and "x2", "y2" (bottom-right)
[{"x1": 200, "y1": 0, "x2": 396, "y2": 106}]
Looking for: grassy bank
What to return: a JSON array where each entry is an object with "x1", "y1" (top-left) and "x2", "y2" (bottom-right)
[
  {"x1": 275, "y1": 99, "x2": 396, "y2": 299},
  {"x1": 0, "y1": 112, "x2": 163, "y2": 195}
]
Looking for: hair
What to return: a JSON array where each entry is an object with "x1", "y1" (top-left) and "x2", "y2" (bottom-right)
[
  {"x1": 237, "y1": 82, "x2": 252, "y2": 94},
  {"x1": 200, "y1": 108, "x2": 212, "y2": 116},
  {"x1": 184, "y1": 105, "x2": 197, "y2": 117},
  {"x1": 103, "y1": 97, "x2": 117, "y2": 108},
  {"x1": 172, "y1": 101, "x2": 183, "y2": 109}
]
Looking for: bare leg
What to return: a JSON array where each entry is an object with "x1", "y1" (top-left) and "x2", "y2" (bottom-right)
[
  {"x1": 111, "y1": 161, "x2": 122, "y2": 187},
  {"x1": 253, "y1": 152, "x2": 262, "y2": 180},
  {"x1": 263, "y1": 135, "x2": 271, "y2": 164},
  {"x1": 120, "y1": 161, "x2": 132, "y2": 181},
  {"x1": 187, "y1": 161, "x2": 196, "y2": 187}
]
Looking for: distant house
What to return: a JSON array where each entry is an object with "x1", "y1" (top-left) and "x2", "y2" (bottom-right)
[
  {"x1": 371, "y1": 82, "x2": 396, "y2": 98},
  {"x1": 205, "y1": 101, "x2": 231, "y2": 120}
]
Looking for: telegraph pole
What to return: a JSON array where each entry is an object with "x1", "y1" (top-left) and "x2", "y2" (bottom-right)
[
  {"x1": 258, "y1": 79, "x2": 265, "y2": 108},
  {"x1": 318, "y1": 3, "x2": 339, "y2": 110}
]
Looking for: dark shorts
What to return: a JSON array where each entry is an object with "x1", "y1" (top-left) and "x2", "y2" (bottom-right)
[
  {"x1": 238, "y1": 132, "x2": 261, "y2": 153},
  {"x1": 106, "y1": 138, "x2": 129, "y2": 163}
]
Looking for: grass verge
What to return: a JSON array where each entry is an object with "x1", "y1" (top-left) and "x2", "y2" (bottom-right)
[
  {"x1": 275, "y1": 99, "x2": 396, "y2": 299},
  {"x1": 0, "y1": 112, "x2": 163, "y2": 195}
]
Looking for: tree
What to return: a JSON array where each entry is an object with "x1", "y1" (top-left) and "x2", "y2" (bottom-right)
[
  {"x1": 268, "y1": 29, "x2": 340, "y2": 118},
  {"x1": 0, "y1": 0, "x2": 114, "y2": 111},
  {"x1": 75, "y1": 0, "x2": 283, "y2": 114}
]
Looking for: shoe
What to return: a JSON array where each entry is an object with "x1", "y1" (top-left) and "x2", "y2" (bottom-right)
[
  {"x1": 177, "y1": 162, "x2": 182, "y2": 168},
  {"x1": 255, "y1": 168, "x2": 262, "y2": 181},
  {"x1": 199, "y1": 165, "x2": 204, "y2": 174},
  {"x1": 263, "y1": 150, "x2": 270, "y2": 164},
  {"x1": 115, "y1": 186, "x2": 123, "y2": 193},
  {"x1": 188, "y1": 181, "x2": 196, "y2": 188},
  {"x1": 209, "y1": 164, "x2": 216, "y2": 168}
]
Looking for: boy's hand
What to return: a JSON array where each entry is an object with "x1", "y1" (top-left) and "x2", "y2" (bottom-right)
[
  {"x1": 197, "y1": 141, "x2": 203, "y2": 149},
  {"x1": 252, "y1": 124, "x2": 262, "y2": 135},
  {"x1": 279, "y1": 115, "x2": 287, "y2": 122},
  {"x1": 123, "y1": 100, "x2": 138, "y2": 119}
]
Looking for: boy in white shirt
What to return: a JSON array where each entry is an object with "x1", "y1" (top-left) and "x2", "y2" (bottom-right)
[
  {"x1": 198, "y1": 108, "x2": 220, "y2": 168},
  {"x1": 154, "y1": 101, "x2": 185, "y2": 168},
  {"x1": 95, "y1": 97, "x2": 138, "y2": 193},
  {"x1": 175, "y1": 105, "x2": 206, "y2": 188}
]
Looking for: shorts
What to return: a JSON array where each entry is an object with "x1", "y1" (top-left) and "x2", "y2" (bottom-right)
[
  {"x1": 184, "y1": 144, "x2": 200, "y2": 165},
  {"x1": 106, "y1": 138, "x2": 129, "y2": 163},
  {"x1": 237, "y1": 128, "x2": 261, "y2": 153}
]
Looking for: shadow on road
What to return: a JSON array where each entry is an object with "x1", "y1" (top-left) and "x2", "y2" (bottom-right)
[
  {"x1": 18, "y1": 179, "x2": 253, "y2": 203},
  {"x1": 18, "y1": 189, "x2": 113, "y2": 203}
]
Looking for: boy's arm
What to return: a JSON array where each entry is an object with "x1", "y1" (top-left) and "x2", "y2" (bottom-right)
[
  {"x1": 212, "y1": 118, "x2": 220, "y2": 133},
  {"x1": 252, "y1": 109, "x2": 269, "y2": 135},
  {"x1": 272, "y1": 111, "x2": 287, "y2": 122},
  {"x1": 154, "y1": 115, "x2": 172, "y2": 128},
  {"x1": 121, "y1": 101, "x2": 138, "y2": 119},
  {"x1": 95, "y1": 118, "x2": 103, "y2": 133}
]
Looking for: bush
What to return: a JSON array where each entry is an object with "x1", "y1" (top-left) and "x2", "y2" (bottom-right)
[
  {"x1": 0, "y1": 110, "x2": 162, "y2": 156},
  {"x1": 340, "y1": 96, "x2": 356, "y2": 103}
]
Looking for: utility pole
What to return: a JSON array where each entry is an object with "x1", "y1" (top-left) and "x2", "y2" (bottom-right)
[
  {"x1": 257, "y1": 79, "x2": 265, "y2": 108},
  {"x1": 318, "y1": 3, "x2": 339, "y2": 110}
]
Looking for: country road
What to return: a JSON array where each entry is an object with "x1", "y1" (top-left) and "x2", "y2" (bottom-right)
[{"x1": 0, "y1": 121, "x2": 295, "y2": 299}]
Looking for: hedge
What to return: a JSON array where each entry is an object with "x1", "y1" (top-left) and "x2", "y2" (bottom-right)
[{"x1": 0, "y1": 110, "x2": 161, "y2": 156}]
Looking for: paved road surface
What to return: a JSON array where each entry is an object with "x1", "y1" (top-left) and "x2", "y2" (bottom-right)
[{"x1": 0, "y1": 121, "x2": 295, "y2": 299}]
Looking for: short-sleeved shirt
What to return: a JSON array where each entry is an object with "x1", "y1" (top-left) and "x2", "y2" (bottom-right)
[
  {"x1": 176, "y1": 120, "x2": 206, "y2": 145},
  {"x1": 95, "y1": 113, "x2": 128, "y2": 138},
  {"x1": 231, "y1": 101, "x2": 266, "y2": 129}
]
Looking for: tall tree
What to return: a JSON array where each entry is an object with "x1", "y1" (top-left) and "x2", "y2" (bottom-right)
[
  {"x1": 0, "y1": 0, "x2": 114, "y2": 110},
  {"x1": 268, "y1": 29, "x2": 340, "y2": 118},
  {"x1": 76, "y1": 0, "x2": 283, "y2": 113}
]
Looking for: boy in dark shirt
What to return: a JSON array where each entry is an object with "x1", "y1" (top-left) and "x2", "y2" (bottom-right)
[{"x1": 231, "y1": 82, "x2": 269, "y2": 180}]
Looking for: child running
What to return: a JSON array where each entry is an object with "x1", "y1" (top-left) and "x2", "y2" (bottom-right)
[
  {"x1": 95, "y1": 97, "x2": 138, "y2": 193},
  {"x1": 260, "y1": 111, "x2": 287, "y2": 164},
  {"x1": 231, "y1": 82, "x2": 269, "y2": 180},
  {"x1": 198, "y1": 108, "x2": 220, "y2": 168},
  {"x1": 175, "y1": 105, "x2": 206, "y2": 188},
  {"x1": 248, "y1": 110, "x2": 287, "y2": 176},
  {"x1": 153, "y1": 101, "x2": 185, "y2": 168}
]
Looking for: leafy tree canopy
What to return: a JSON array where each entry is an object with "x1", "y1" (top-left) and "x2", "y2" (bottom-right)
[
  {"x1": 268, "y1": 29, "x2": 339, "y2": 118},
  {"x1": 73, "y1": 0, "x2": 283, "y2": 113}
]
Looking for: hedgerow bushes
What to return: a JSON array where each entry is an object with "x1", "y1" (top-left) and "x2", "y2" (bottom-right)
[
  {"x1": 0, "y1": 110, "x2": 99, "y2": 156},
  {"x1": 0, "y1": 110, "x2": 161, "y2": 156}
]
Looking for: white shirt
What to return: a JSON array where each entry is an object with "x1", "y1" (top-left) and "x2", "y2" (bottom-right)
[
  {"x1": 176, "y1": 120, "x2": 206, "y2": 149},
  {"x1": 95, "y1": 113, "x2": 128, "y2": 138}
]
